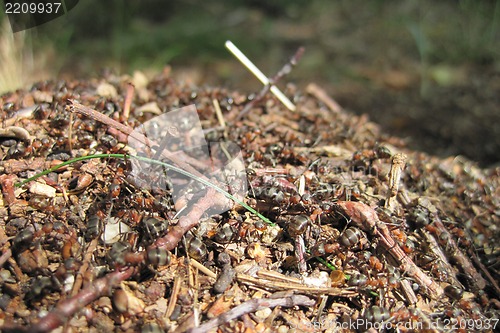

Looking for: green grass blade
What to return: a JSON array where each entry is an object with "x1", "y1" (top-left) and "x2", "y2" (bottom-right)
[{"x1": 15, "y1": 153, "x2": 275, "y2": 226}]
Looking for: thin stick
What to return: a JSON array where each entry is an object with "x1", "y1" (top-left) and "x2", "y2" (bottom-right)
[
  {"x1": 421, "y1": 230, "x2": 462, "y2": 288},
  {"x1": 306, "y1": 83, "x2": 343, "y2": 113},
  {"x1": 469, "y1": 249, "x2": 500, "y2": 297},
  {"x1": 68, "y1": 101, "x2": 208, "y2": 177},
  {"x1": 71, "y1": 238, "x2": 98, "y2": 296},
  {"x1": 236, "y1": 46, "x2": 304, "y2": 120},
  {"x1": 166, "y1": 272, "x2": 182, "y2": 319},
  {"x1": 385, "y1": 153, "x2": 407, "y2": 210},
  {"x1": 189, "y1": 294, "x2": 315, "y2": 333},
  {"x1": 189, "y1": 262, "x2": 200, "y2": 327},
  {"x1": 68, "y1": 112, "x2": 73, "y2": 155},
  {"x1": 28, "y1": 267, "x2": 136, "y2": 333},
  {"x1": 399, "y1": 279, "x2": 418, "y2": 305},
  {"x1": 0, "y1": 157, "x2": 63, "y2": 174},
  {"x1": 295, "y1": 235, "x2": 307, "y2": 273},
  {"x1": 315, "y1": 295, "x2": 328, "y2": 323},
  {"x1": 334, "y1": 201, "x2": 444, "y2": 299},
  {"x1": 429, "y1": 213, "x2": 487, "y2": 291},
  {"x1": 225, "y1": 40, "x2": 296, "y2": 112},
  {"x1": 0, "y1": 248, "x2": 12, "y2": 268},
  {"x1": 153, "y1": 187, "x2": 225, "y2": 251},
  {"x1": 236, "y1": 273, "x2": 355, "y2": 297},
  {"x1": 212, "y1": 99, "x2": 226, "y2": 130},
  {"x1": 122, "y1": 82, "x2": 134, "y2": 121},
  {"x1": 190, "y1": 258, "x2": 217, "y2": 279}
]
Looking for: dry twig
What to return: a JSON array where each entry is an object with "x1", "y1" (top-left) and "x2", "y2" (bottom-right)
[
  {"x1": 385, "y1": 153, "x2": 407, "y2": 210},
  {"x1": 122, "y1": 82, "x2": 134, "y2": 121},
  {"x1": 0, "y1": 248, "x2": 12, "y2": 268},
  {"x1": 306, "y1": 83, "x2": 343, "y2": 113},
  {"x1": 70, "y1": 238, "x2": 98, "y2": 296},
  {"x1": 68, "y1": 101, "x2": 208, "y2": 176},
  {"x1": 0, "y1": 157, "x2": 63, "y2": 174},
  {"x1": 189, "y1": 293, "x2": 315, "y2": 333},
  {"x1": 166, "y1": 272, "x2": 183, "y2": 319},
  {"x1": 225, "y1": 41, "x2": 297, "y2": 113},
  {"x1": 154, "y1": 188, "x2": 229, "y2": 251},
  {"x1": 468, "y1": 248, "x2": 500, "y2": 297},
  {"x1": 235, "y1": 46, "x2": 304, "y2": 120},
  {"x1": 429, "y1": 213, "x2": 487, "y2": 291},
  {"x1": 236, "y1": 271, "x2": 356, "y2": 297},
  {"x1": 333, "y1": 200, "x2": 444, "y2": 299},
  {"x1": 421, "y1": 230, "x2": 462, "y2": 288},
  {"x1": 24, "y1": 267, "x2": 136, "y2": 333}
]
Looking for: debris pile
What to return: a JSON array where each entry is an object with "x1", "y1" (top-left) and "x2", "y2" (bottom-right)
[{"x1": 0, "y1": 70, "x2": 498, "y2": 332}]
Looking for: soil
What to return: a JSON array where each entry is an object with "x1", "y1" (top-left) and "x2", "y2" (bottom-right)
[
  {"x1": 328, "y1": 68, "x2": 500, "y2": 168},
  {"x1": 0, "y1": 71, "x2": 499, "y2": 332}
]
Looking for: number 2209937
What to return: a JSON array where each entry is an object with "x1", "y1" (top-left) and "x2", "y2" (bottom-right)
[{"x1": 5, "y1": 2, "x2": 61, "y2": 14}]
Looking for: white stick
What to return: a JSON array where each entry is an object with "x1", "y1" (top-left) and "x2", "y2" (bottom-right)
[{"x1": 225, "y1": 40, "x2": 296, "y2": 111}]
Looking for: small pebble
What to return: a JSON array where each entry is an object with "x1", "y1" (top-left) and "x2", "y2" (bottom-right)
[{"x1": 255, "y1": 307, "x2": 272, "y2": 320}]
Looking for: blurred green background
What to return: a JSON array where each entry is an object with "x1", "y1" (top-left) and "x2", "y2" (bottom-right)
[{"x1": 1, "y1": 0, "x2": 499, "y2": 165}]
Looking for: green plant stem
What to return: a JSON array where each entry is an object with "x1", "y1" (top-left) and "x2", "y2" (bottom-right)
[
  {"x1": 313, "y1": 255, "x2": 337, "y2": 271},
  {"x1": 15, "y1": 153, "x2": 275, "y2": 226}
]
